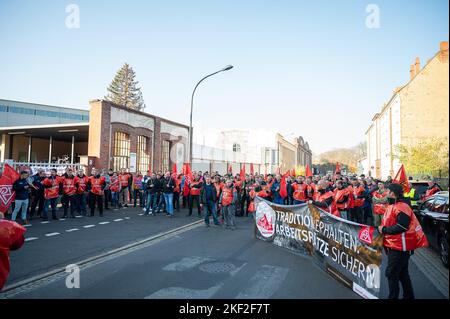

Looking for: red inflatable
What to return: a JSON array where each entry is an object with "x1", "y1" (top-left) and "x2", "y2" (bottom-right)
[{"x1": 0, "y1": 220, "x2": 26, "y2": 290}]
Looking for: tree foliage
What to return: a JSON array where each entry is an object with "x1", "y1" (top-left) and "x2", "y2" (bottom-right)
[
  {"x1": 314, "y1": 142, "x2": 366, "y2": 173},
  {"x1": 105, "y1": 63, "x2": 146, "y2": 111},
  {"x1": 395, "y1": 138, "x2": 449, "y2": 177}
]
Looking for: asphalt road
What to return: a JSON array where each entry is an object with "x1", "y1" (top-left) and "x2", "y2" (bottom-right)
[{"x1": 2, "y1": 206, "x2": 447, "y2": 299}]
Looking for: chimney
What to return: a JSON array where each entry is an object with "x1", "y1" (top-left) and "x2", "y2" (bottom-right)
[
  {"x1": 410, "y1": 64, "x2": 415, "y2": 80},
  {"x1": 414, "y1": 57, "x2": 420, "y2": 75}
]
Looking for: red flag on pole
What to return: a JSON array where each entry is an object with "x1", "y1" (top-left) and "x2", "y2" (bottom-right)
[
  {"x1": 393, "y1": 164, "x2": 411, "y2": 193},
  {"x1": 305, "y1": 164, "x2": 313, "y2": 177},
  {"x1": 290, "y1": 168, "x2": 296, "y2": 177},
  {"x1": 250, "y1": 163, "x2": 254, "y2": 175},
  {"x1": 276, "y1": 167, "x2": 281, "y2": 175},
  {"x1": 335, "y1": 162, "x2": 341, "y2": 174},
  {"x1": 240, "y1": 164, "x2": 246, "y2": 181},
  {"x1": 264, "y1": 165, "x2": 267, "y2": 180},
  {"x1": 228, "y1": 164, "x2": 233, "y2": 175},
  {"x1": 279, "y1": 172, "x2": 288, "y2": 199},
  {"x1": 172, "y1": 163, "x2": 177, "y2": 174},
  {"x1": 0, "y1": 164, "x2": 20, "y2": 213}
]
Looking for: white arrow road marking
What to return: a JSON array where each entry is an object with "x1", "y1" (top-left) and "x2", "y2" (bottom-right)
[
  {"x1": 99, "y1": 221, "x2": 110, "y2": 225},
  {"x1": 113, "y1": 219, "x2": 123, "y2": 222},
  {"x1": 83, "y1": 225, "x2": 95, "y2": 228},
  {"x1": 25, "y1": 237, "x2": 38, "y2": 242},
  {"x1": 45, "y1": 232, "x2": 60, "y2": 237},
  {"x1": 163, "y1": 256, "x2": 214, "y2": 272},
  {"x1": 66, "y1": 228, "x2": 79, "y2": 232},
  {"x1": 145, "y1": 283, "x2": 224, "y2": 299},
  {"x1": 235, "y1": 265, "x2": 289, "y2": 299}
]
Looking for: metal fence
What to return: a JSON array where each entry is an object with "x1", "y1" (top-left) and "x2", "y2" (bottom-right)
[{"x1": 0, "y1": 161, "x2": 85, "y2": 175}]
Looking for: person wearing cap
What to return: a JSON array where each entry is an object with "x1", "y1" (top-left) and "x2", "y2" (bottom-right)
[
  {"x1": 378, "y1": 183, "x2": 428, "y2": 299},
  {"x1": 11, "y1": 171, "x2": 31, "y2": 224}
]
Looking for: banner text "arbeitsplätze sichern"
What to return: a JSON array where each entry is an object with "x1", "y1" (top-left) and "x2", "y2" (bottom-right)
[{"x1": 254, "y1": 197, "x2": 383, "y2": 299}]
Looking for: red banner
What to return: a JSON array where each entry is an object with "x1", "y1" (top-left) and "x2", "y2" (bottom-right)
[
  {"x1": 0, "y1": 164, "x2": 20, "y2": 213},
  {"x1": 393, "y1": 164, "x2": 411, "y2": 193}
]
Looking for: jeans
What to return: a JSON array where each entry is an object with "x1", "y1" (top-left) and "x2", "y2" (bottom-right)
[
  {"x1": 204, "y1": 200, "x2": 220, "y2": 225},
  {"x1": 173, "y1": 192, "x2": 180, "y2": 211},
  {"x1": 134, "y1": 189, "x2": 144, "y2": 207},
  {"x1": 75, "y1": 193, "x2": 87, "y2": 215},
  {"x1": 156, "y1": 193, "x2": 165, "y2": 212},
  {"x1": 43, "y1": 198, "x2": 58, "y2": 219},
  {"x1": 164, "y1": 193, "x2": 174, "y2": 215},
  {"x1": 111, "y1": 191, "x2": 119, "y2": 208},
  {"x1": 385, "y1": 249, "x2": 415, "y2": 299},
  {"x1": 222, "y1": 205, "x2": 236, "y2": 227},
  {"x1": 12, "y1": 199, "x2": 29, "y2": 221},
  {"x1": 104, "y1": 189, "x2": 111, "y2": 209},
  {"x1": 146, "y1": 193, "x2": 157, "y2": 214},
  {"x1": 273, "y1": 197, "x2": 284, "y2": 205},
  {"x1": 119, "y1": 187, "x2": 129, "y2": 206}
]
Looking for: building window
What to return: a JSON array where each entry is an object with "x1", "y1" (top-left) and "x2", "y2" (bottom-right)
[
  {"x1": 233, "y1": 143, "x2": 241, "y2": 152},
  {"x1": 113, "y1": 131, "x2": 130, "y2": 171},
  {"x1": 137, "y1": 135, "x2": 150, "y2": 173},
  {"x1": 161, "y1": 140, "x2": 170, "y2": 172}
]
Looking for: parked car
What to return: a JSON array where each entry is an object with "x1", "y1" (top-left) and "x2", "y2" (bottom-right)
[
  {"x1": 409, "y1": 180, "x2": 441, "y2": 209},
  {"x1": 414, "y1": 191, "x2": 449, "y2": 268}
]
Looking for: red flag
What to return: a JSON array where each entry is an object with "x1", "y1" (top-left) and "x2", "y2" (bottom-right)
[
  {"x1": 290, "y1": 168, "x2": 295, "y2": 177},
  {"x1": 172, "y1": 163, "x2": 177, "y2": 174},
  {"x1": 276, "y1": 167, "x2": 281, "y2": 175},
  {"x1": 264, "y1": 165, "x2": 267, "y2": 180},
  {"x1": 335, "y1": 162, "x2": 341, "y2": 174},
  {"x1": 0, "y1": 220, "x2": 26, "y2": 290},
  {"x1": 393, "y1": 164, "x2": 410, "y2": 193},
  {"x1": 228, "y1": 164, "x2": 233, "y2": 175},
  {"x1": 0, "y1": 164, "x2": 20, "y2": 213},
  {"x1": 240, "y1": 164, "x2": 246, "y2": 181},
  {"x1": 279, "y1": 173, "x2": 288, "y2": 199},
  {"x1": 250, "y1": 163, "x2": 254, "y2": 175},
  {"x1": 305, "y1": 164, "x2": 313, "y2": 177}
]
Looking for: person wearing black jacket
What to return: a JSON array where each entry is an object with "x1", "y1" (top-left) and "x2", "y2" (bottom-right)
[
  {"x1": 12, "y1": 171, "x2": 31, "y2": 224},
  {"x1": 162, "y1": 171, "x2": 176, "y2": 217},
  {"x1": 201, "y1": 175, "x2": 220, "y2": 226},
  {"x1": 29, "y1": 169, "x2": 45, "y2": 219},
  {"x1": 145, "y1": 173, "x2": 158, "y2": 215}
]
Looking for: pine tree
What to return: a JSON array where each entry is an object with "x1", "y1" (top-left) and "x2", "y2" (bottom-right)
[{"x1": 105, "y1": 63, "x2": 146, "y2": 111}]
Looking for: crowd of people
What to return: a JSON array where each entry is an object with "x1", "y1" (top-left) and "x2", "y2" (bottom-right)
[{"x1": 2, "y1": 166, "x2": 443, "y2": 230}]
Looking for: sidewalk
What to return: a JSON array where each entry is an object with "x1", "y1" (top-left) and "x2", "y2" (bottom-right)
[{"x1": 412, "y1": 247, "x2": 449, "y2": 299}]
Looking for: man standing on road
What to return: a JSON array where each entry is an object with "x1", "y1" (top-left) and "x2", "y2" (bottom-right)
[
  {"x1": 188, "y1": 173, "x2": 203, "y2": 217},
  {"x1": 201, "y1": 175, "x2": 220, "y2": 227},
  {"x1": 119, "y1": 168, "x2": 130, "y2": 208},
  {"x1": 378, "y1": 183, "x2": 428, "y2": 299},
  {"x1": 74, "y1": 169, "x2": 89, "y2": 216},
  {"x1": 372, "y1": 181, "x2": 388, "y2": 227},
  {"x1": 220, "y1": 179, "x2": 237, "y2": 229},
  {"x1": 162, "y1": 171, "x2": 175, "y2": 217},
  {"x1": 11, "y1": 171, "x2": 31, "y2": 224},
  {"x1": 87, "y1": 168, "x2": 106, "y2": 217},
  {"x1": 42, "y1": 169, "x2": 62, "y2": 221},
  {"x1": 29, "y1": 169, "x2": 45, "y2": 219},
  {"x1": 61, "y1": 169, "x2": 77, "y2": 218}
]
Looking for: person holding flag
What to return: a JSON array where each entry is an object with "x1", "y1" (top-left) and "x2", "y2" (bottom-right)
[{"x1": 378, "y1": 183, "x2": 429, "y2": 299}]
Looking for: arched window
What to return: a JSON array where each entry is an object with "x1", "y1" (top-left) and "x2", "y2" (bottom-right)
[
  {"x1": 233, "y1": 143, "x2": 241, "y2": 152},
  {"x1": 137, "y1": 135, "x2": 150, "y2": 173},
  {"x1": 113, "y1": 131, "x2": 130, "y2": 171}
]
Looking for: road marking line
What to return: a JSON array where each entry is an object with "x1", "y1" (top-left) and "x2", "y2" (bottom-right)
[
  {"x1": 45, "y1": 232, "x2": 60, "y2": 237},
  {"x1": 83, "y1": 225, "x2": 95, "y2": 228},
  {"x1": 59, "y1": 218, "x2": 66, "y2": 221},
  {"x1": 138, "y1": 214, "x2": 143, "y2": 216},
  {"x1": 99, "y1": 221, "x2": 110, "y2": 225},
  {"x1": 163, "y1": 256, "x2": 213, "y2": 272},
  {"x1": 23, "y1": 224, "x2": 32, "y2": 227},
  {"x1": 66, "y1": 228, "x2": 79, "y2": 232},
  {"x1": 41, "y1": 221, "x2": 50, "y2": 224},
  {"x1": 0, "y1": 219, "x2": 203, "y2": 296},
  {"x1": 124, "y1": 217, "x2": 130, "y2": 220},
  {"x1": 75, "y1": 216, "x2": 83, "y2": 218},
  {"x1": 25, "y1": 237, "x2": 38, "y2": 242},
  {"x1": 113, "y1": 219, "x2": 123, "y2": 222}
]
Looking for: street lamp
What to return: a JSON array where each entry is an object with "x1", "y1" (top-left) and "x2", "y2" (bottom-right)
[{"x1": 188, "y1": 65, "x2": 233, "y2": 164}]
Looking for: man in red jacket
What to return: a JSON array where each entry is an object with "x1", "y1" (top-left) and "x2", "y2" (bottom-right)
[
  {"x1": 74, "y1": 169, "x2": 89, "y2": 216},
  {"x1": 42, "y1": 169, "x2": 62, "y2": 221},
  {"x1": 0, "y1": 219, "x2": 26, "y2": 290},
  {"x1": 87, "y1": 168, "x2": 106, "y2": 217},
  {"x1": 61, "y1": 169, "x2": 77, "y2": 218},
  {"x1": 378, "y1": 183, "x2": 428, "y2": 299}
]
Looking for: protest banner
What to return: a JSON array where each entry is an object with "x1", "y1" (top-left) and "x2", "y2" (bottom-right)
[{"x1": 254, "y1": 196, "x2": 383, "y2": 299}]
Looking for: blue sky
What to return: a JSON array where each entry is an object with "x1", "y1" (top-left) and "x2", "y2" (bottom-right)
[{"x1": 0, "y1": 0, "x2": 448, "y2": 154}]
